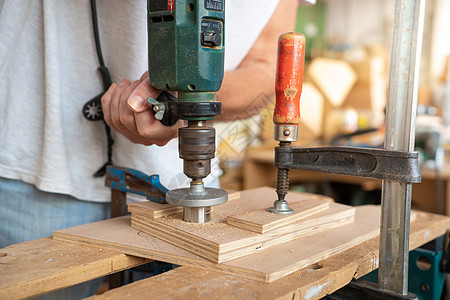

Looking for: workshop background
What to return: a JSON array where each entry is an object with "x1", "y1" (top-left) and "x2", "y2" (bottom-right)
[
  {"x1": 4, "y1": 1, "x2": 450, "y2": 299},
  {"x1": 216, "y1": 0, "x2": 450, "y2": 216}
]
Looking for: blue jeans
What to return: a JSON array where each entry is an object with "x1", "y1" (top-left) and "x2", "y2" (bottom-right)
[
  {"x1": 0, "y1": 177, "x2": 110, "y2": 246},
  {"x1": 0, "y1": 177, "x2": 110, "y2": 298}
]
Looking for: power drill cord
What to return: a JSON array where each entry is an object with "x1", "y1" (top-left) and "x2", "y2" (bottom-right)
[{"x1": 82, "y1": 0, "x2": 114, "y2": 177}]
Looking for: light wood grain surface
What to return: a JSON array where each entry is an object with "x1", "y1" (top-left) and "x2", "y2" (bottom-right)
[
  {"x1": 2, "y1": 210, "x2": 449, "y2": 299},
  {"x1": 0, "y1": 237, "x2": 148, "y2": 300},
  {"x1": 55, "y1": 203, "x2": 380, "y2": 283},
  {"x1": 129, "y1": 187, "x2": 348, "y2": 263},
  {"x1": 227, "y1": 199, "x2": 330, "y2": 234},
  {"x1": 86, "y1": 210, "x2": 450, "y2": 300}
]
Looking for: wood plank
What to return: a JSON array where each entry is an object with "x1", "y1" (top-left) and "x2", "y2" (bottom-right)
[
  {"x1": 132, "y1": 206, "x2": 354, "y2": 263},
  {"x1": 129, "y1": 188, "x2": 351, "y2": 263},
  {"x1": 129, "y1": 191, "x2": 241, "y2": 219},
  {"x1": 142, "y1": 201, "x2": 182, "y2": 219},
  {"x1": 227, "y1": 199, "x2": 329, "y2": 233},
  {"x1": 224, "y1": 205, "x2": 376, "y2": 282},
  {"x1": 0, "y1": 237, "x2": 148, "y2": 300},
  {"x1": 128, "y1": 187, "x2": 322, "y2": 219},
  {"x1": 86, "y1": 211, "x2": 450, "y2": 300},
  {"x1": 131, "y1": 202, "x2": 354, "y2": 263},
  {"x1": 54, "y1": 205, "x2": 379, "y2": 283},
  {"x1": 54, "y1": 216, "x2": 202, "y2": 265}
]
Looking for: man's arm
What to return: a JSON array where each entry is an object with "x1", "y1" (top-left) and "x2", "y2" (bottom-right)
[
  {"x1": 217, "y1": 0, "x2": 299, "y2": 120},
  {"x1": 101, "y1": 0, "x2": 299, "y2": 145}
]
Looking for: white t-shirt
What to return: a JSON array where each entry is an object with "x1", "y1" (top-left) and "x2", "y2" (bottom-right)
[{"x1": 0, "y1": 0, "x2": 280, "y2": 202}]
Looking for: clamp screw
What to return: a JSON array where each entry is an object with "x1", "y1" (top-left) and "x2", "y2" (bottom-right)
[{"x1": 283, "y1": 129, "x2": 291, "y2": 136}]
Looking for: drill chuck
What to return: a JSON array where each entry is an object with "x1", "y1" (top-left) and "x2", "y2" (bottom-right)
[{"x1": 178, "y1": 121, "x2": 215, "y2": 179}]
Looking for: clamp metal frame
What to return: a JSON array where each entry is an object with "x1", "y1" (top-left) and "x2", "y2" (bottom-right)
[{"x1": 275, "y1": 146, "x2": 421, "y2": 183}]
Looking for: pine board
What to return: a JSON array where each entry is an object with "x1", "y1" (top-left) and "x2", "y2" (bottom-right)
[
  {"x1": 128, "y1": 188, "x2": 351, "y2": 263},
  {"x1": 227, "y1": 200, "x2": 330, "y2": 233},
  {"x1": 54, "y1": 204, "x2": 381, "y2": 283},
  {"x1": 128, "y1": 188, "x2": 330, "y2": 220},
  {"x1": 136, "y1": 191, "x2": 242, "y2": 220},
  {"x1": 3, "y1": 209, "x2": 447, "y2": 299},
  {"x1": 131, "y1": 202, "x2": 354, "y2": 263},
  {"x1": 0, "y1": 237, "x2": 148, "y2": 300},
  {"x1": 141, "y1": 201, "x2": 182, "y2": 219},
  {"x1": 86, "y1": 211, "x2": 450, "y2": 300}
]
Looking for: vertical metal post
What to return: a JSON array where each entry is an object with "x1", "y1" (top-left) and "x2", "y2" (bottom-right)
[{"x1": 378, "y1": 0, "x2": 425, "y2": 295}]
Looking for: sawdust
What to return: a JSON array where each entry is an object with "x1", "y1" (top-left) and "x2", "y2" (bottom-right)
[{"x1": 163, "y1": 213, "x2": 227, "y2": 229}]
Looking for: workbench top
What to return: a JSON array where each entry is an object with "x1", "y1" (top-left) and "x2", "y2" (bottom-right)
[{"x1": 1, "y1": 209, "x2": 449, "y2": 300}]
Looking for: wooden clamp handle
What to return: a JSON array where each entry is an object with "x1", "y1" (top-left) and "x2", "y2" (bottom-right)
[{"x1": 273, "y1": 32, "x2": 306, "y2": 126}]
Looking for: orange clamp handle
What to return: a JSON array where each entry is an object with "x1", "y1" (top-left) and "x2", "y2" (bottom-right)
[{"x1": 273, "y1": 32, "x2": 306, "y2": 126}]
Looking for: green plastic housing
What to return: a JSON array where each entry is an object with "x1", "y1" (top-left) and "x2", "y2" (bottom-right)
[{"x1": 147, "y1": 0, "x2": 225, "y2": 94}]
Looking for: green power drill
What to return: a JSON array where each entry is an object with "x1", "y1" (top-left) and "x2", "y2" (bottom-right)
[{"x1": 146, "y1": 0, "x2": 228, "y2": 223}]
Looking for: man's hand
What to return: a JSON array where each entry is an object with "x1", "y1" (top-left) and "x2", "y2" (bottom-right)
[{"x1": 101, "y1": 72, "x2": 181, "y2": 146}]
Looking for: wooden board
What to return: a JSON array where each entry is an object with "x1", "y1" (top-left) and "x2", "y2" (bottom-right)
[
  {"x1": 2, "y1": 210, "x2": 448, "y2": 299},
  {"x1": 0, "y1": 237, "x2": 148, "y2": 300},
  {"x1": 141, "y1": 201, "x2": 182, "y2": 219},
  {"x1": 54, "y1": 204, "x2": 381, "y2": 283},
  {"x1": 227, "y1": 200, "x2": 329, "y2": 233},
  {"x1": 132, "y1": 203, "x2": 354, "y2": 263},
  {"x1": 129, "y1": 188, "x2": 329, "y2": 220},
  {"x1": 137, "y1": 191, "x2": 242, "y2": 219},
  {"x1": 86, "y1": 211, "x2": 450, "y2": 300},
  {"x1": 128, "y1": 188, "x2": 353, "y2": 263}
]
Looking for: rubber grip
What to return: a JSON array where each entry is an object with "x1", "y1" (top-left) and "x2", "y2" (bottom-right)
[{"x1": 273, "y1": 32, "x2": 306, "y2": 125}]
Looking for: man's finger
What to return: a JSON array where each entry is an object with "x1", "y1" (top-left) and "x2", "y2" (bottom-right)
[
  {"x1": 120, "y1": 80, "x2": 140, "y2": 133},
  {"x1": 109, "y1": 79, "x2": 130, "y2": 130},
  {"x1": 134, "y1": 110, "x2": 179, "y2": 144},
  {"x1": 128, "y1": 95, "x2": 149, "y2": 113},
  {"x1": 101, "y1": 82, "x2": 117, "y2": 127},
  {"x1": 127, "y1": 78, "x2": 159, "y2": 113},
  {"x1": 139, "y1": 71, "x2": 149, "y2": 82}
]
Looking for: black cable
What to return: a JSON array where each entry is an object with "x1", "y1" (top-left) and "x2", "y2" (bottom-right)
[
  {"x1": 90, "y1": 0, "x2": 105, "y2": 68},
  {"x1": 89, "y1": 0, "x2": 114, "y2": 177}
]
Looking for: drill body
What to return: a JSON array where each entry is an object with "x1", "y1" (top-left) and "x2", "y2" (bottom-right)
[
  {"x1": 147, "y1": 0, "x2": 227, "y2": 223},
  {"x1": 148, "y1": 0, "x2": 224, "y2": 94}
]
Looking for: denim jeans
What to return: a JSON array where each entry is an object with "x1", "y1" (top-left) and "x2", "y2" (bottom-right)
[
  {"x1": 0, "y1": 177, "x2": 110, "y2": 298},
  {"x1": 0, "y1": 177, "x2": 110, "y2": 247}
]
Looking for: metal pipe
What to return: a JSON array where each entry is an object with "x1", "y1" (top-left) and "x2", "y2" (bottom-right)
[{"x1": 378, "y1": 0, "x2": 425, "y2": 295}]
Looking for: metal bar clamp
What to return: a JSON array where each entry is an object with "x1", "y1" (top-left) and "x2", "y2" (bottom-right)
[{"x1": 275, "y1": 146, "x2": 421, "y2": 183}]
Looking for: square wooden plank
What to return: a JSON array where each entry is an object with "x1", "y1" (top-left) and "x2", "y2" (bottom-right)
[
  {"x1": 129, "y1": 188, "x2": 351, "y2": 263},
  {"x1": 227, "y1": 200, "x2": 330, "y2": 233},
  {"x1": 54, "y1": 205, "x2": 380, "y2": 283}
]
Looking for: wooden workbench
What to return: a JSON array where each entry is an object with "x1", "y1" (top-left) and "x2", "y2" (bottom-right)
[
  {"x1": 0, "y1": 237, "x2": 149, "y2": 299},
  {"x1": 243, "y1": 146, "x2": 450, "y2": 215},
  {"x1": 1, "y1": 209, "x2": 449, "y2": 300}
]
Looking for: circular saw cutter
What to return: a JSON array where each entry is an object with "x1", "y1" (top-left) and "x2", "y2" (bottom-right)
[
  {"x1": 167, "y1": 120, "x2": 227, "y2": 223},
  {"x1": 166, "y1": 182, "x2": 227, "y2": 223}
]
